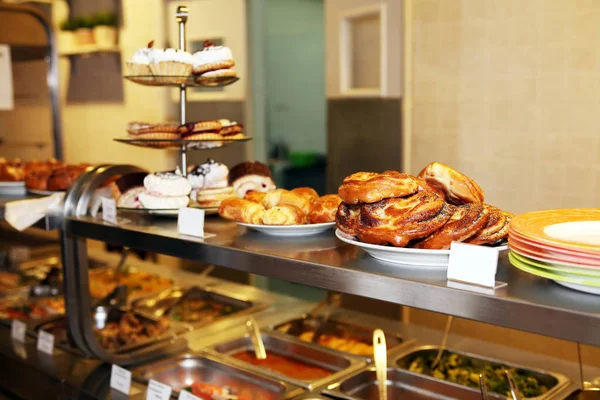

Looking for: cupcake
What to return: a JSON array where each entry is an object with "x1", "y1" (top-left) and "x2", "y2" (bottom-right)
[
  {"x1": 148, "y1": 48, "x2": 193, "y2": 84},
  {"x1": 126, "y1": 41, "x2": 154, "y2": 84},
  {"x1": 192, "y1": 40, "x2": 235, "y2": 75}
]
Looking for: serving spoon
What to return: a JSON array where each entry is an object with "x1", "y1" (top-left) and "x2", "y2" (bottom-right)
[
  {"x1": 505, "y1": 369, "x2": 522, "y2": 400},
  {"x1": 479, "y1": 373, "x2": 489, "y2": 400},
  {"x1": 373, "y1": 329, "x2": 387, "y2": 400},
  {"x1": 246, "y1": 317, "x2": 266, "y2": 360},
  {"x1": 431, "y1": 315, "x2": 454, "y2": 368}
]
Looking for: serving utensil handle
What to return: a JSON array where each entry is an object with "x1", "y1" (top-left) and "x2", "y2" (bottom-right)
[
  {"x1": 246, "y1": 317, "x2": 267, "y2": 360},
  {"x1": 479, "y1": 373, "x2": 489, "y2": 400},
  {"x1": 373, "y1": 329, "x2": 387, "y2": 400}
]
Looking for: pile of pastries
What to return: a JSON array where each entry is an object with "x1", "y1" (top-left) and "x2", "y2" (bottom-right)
[
  {"x1": 336, "y1": 162, "x2": 512, "y2": 250},
  {"x1": 117, "y1": 160, "x2": 277, "y2": 210},
  {"x1": 219, "y1": 188, "x2": 342, "y2": 226},
  {"x1": 125, "y1": 40, "x2": 237, "y2": 85},
  {"x1": 127, "y1": 118, "x2": 246, "y2": 147},
  {"x1": 0, "y1": 157, "x2": 90, "y2": 191}
]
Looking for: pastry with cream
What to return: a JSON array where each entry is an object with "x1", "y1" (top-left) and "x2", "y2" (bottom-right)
[
  {"x1": 228, "y1": 161, "x2": 276, "y2": 198},
  {"x1": 192, "y1": 41, "x2": 235, "y2": 75},
  {"x1": 187, "y1": 159, "x2": 234, "y2": 207},
  {"x1": 148, "y1": 48, "x2": 193, "y2": 84},
  {"x1": 138, "y1": 168, "x2": 191, "y2": 209},
  {"x1": 126, "y1": 41, "x2": 154, "y2": 79}
]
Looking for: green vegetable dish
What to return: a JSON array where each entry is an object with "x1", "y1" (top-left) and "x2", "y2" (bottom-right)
[{"x1": 407, "y1": 351, "x2": 549, "y2": 398}]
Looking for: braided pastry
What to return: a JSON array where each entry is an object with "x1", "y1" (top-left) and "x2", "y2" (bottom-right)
[
  {"x1": 338, "y1": 171, "x2": 419, "y2": 204},
  {"x1": 355, "y1": 191, "x2": 452, "y2": 247},
  {"x1": 465, "y1": 205, "x2": 511, "y2": 245},
  {"x1": 336, "y1": 202, "x2": 361, "y2": 235},
  {"x1": 412, "y1": 203, "x2": 490, "y2": 250},
  {"x1": 418, "y1": 162, "x2": 484, "y2": 205}
]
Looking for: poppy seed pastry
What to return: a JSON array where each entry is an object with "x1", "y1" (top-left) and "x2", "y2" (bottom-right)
[{"x1": 228, "y1": 161, "x2": 276, "y2": 198}]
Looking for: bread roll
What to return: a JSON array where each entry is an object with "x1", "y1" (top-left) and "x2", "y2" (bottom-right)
[
  {"x1": 262, "y1": 204, "x2": 307, "y2": 225},
  {"x1": 218, "y1": 197, "x2": 265, "y2": 224}
]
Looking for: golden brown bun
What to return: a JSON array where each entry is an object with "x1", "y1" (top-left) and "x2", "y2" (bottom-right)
[
  {"x1": 418, "y1": 162, "x2": 484, "y2": 205},
  {"x1": 465, "y1": 205, "x2": 510, "y2": 245},
  {"x1": 338, "y1": 171, "x2": 419, "y2": 204},
  {"x1": 355, "y1": 191, "x2": 452, "y2": 247},
  {"x1": 262, "y1": 204, "x2": 307, "y2": 225},
  {"x1": 309, "y1": 194, "x2": 342, "y2": 224},
  {"x1": 262, "y1": 189, "x2": 311, "y2": 214},
  {"x1": 243, "y1": 191, "x2": 267, "y2": 204},
  {"x1": 291, "y1": 187, "x2": 319, "y2": 204},
  {"x1": 412, "y1": 203, "x2": 490, "y2": 250},
  {"x1": 335, "y1": 202, "x2": 361, "y2": 235},
  {"x1": 218, "y1": 197, "x2": 265, "y2": 224},
  {"x1": 0, "y1": 164, "x2": 25, "y2": 181}
]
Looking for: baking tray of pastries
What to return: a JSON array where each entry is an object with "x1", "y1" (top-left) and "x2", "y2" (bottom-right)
[{"x1": 335, "y1": 162, "x2": 511, "y2": 267}]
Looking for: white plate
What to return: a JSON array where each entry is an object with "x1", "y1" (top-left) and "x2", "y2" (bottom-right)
[
  {"x1": 336, "y1": 229, "x2": 508, "y2": 267},
  {"x1": 553, "y1": 280, "x2": 600, "y2": 295},
  {"x1": 27, "y1": 189, "x2": 65, "y2": 196},
  {"x1": 237, "y1": 221, "x2": 336, "y2": 237},
  {"x1": 0, "y1": 181, "x2": 26, "y2": 195}
]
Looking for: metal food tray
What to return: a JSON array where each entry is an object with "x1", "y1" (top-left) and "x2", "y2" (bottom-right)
[
  {"x1": 208, "y1": 332, "x2": 364, "y2": 390},
  {"x1": 34, "y1": 308, "x2": 190, "y2": 355},
  {"x1": 131, "y1": 285, "x2": 268, "y2": 329},
  {"x1": 273, "y1": 314, "x2": 405, "y2": 361},
  {"x1": 132, "y1": 353, "x2": 304, "y2": 399},
  {"x1": 323, "y1": 366, "x2": 507, "y2": 400},
  {"x1": 393, "y1": 345, "x2": 572, "y2": 400},
  {"x1": 0, "y1": 294, "x2": 64, "y2": 328},
  {"x1": 87, "y1": 266, "x2": 174, "y2": 302}
]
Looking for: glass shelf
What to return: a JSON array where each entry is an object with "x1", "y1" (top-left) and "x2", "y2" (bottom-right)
[
  {"x1": 114, "y1": 137, "x2": 251, "y2": 149},
  {"x1": 123, "y1": 75, "x2": 239, "y2": 87}
]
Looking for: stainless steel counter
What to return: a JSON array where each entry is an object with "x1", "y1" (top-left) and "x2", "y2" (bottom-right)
[{"x1": 66, "y1": 215, "x2": 600, "y2": 347}]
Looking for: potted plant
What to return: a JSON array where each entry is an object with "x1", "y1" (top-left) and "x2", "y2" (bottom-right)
[
  {"x1": 58, "y1": 19, "x2": 78, "y2": 51},
  {"x1": 93, "y1": 12, "x2": 118, "y2": 48},
  {"x1": 74, "y1": 16, "x2": 95, "y2": 46}
]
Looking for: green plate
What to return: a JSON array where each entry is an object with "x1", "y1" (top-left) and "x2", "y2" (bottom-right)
[
  {"x1": 508, "y1": 252, "x2": 600, "y2": 287},
  {"x1": 510, "y1": 251, "x2": 600, "y2": 278}
]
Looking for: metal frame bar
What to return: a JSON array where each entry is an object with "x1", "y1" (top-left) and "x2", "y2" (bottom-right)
[{"x1": 0, "y1": 3, "x2": 63, "y2": 160}]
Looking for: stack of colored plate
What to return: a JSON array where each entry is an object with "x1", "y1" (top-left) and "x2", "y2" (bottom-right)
[{"x1": 508, "y1": 209, "x2": 600, "y2": 295}]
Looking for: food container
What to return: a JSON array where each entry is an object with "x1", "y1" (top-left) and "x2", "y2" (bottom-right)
[
  {"x1": 132, "y1": 286, "x2": 267, "y2": 329},
  {"x1": 88, "y1": 266, "x2": 173, "y2": 300},
  {"x1": 323, "y1": 366, "x2": 507, "y2": 400},
  {"x1": 273, "y1": 315, "x2": 405, "y2": 360},
  {"x1": 0, "y1": 294, "x2": 64, "y2": 326},
  {"x1": 209, "y1": 332, "x2": 364, "y2": 390},
  {"x1": 133, "y1": 353, "x2": 304, "y2": 399},
  {"x1": 394, "y1": 346, "x2": 571, "y2": 399},
  {"x1": 34, "y1": 308, "x2": 189, "y2": 354}
]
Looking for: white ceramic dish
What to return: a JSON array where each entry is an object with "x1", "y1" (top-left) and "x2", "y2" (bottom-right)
[
  {"x1": 237, "y1": 221, "x2": 336, "y2": 237},
  {"x1": 335, "y1": 229, "x2": 508, "y2": 267},
  {"x1": 553, "y1": 280, "x2": 600, "y2": 295}
]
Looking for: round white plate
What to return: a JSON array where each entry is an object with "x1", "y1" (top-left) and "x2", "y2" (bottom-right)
[
  {"x1": 237, "y1": 221, "x2": 336, "y2": 237},
  {"x1": 0, "y1": 181, "x2": 25, "y2": 187},
  {"x1": 336, "y1": 229, "x2": 508, "y2": 267},
  {"x1": 553, "y1": 280, "x2": 600, "y2": 295},
  {"x1": 27, "y1": 189, "x2": 65, "y2": 196}
]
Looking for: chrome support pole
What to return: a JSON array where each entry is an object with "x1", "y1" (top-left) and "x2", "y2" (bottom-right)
[{"x1": 176, "y1": 6, "x2": 189, "y2": 176}]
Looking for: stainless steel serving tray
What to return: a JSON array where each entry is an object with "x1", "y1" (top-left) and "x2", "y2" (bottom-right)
[
  {"x1": 393, "y1": 345, "x2": 571, "y2": 400},
  {"x1": 273, "y1": 314, "x2": 405, "y2": 361},
  {"x1": 132, "y1": 353, "x2": 305, "y2": 399},
  {"x1": 323, "y1": 366, "x2": 507, "y2": 400},
  {"x1": 0, "y1": 294, "x2": 64, "y2": 329},
  {"x1": 208, "y1": 332, "x2": 364, "y2": 390},
  {"x1": 34, "y1": 308, "x2": 190, "y2": 355},
  {"x1": 131, "y1": 285, "x2": 268, "y2": 329}
]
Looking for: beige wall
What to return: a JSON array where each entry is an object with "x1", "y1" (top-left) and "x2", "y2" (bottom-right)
[{"x1": 408, "y1": 0, "x2": 600, "y2": 215}]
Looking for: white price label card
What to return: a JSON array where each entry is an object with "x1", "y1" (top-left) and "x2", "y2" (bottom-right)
[
  {"x1": 178, "y1": 207, "x2": 205, "y2": 238},
  {"x1": 447, "y1": 241, "x2": 499, "y2": 288},
  {"x1": 37, "y1": 330, "x2": 54, "y2": 354},
  {"x1": 11, "y1": 320, "x2": 26, "y2": 342},
  {"x1": 178, "y1": 389, "x2": 201, "y2": 400},
  {"x1": 146, "y1": 379, "x2": 172, "y2": 400},
  {"x1": 101, "y1": 198, "x2": 117, "y2": 224},
  {"x1": 110, "y1": 364, "x2": 132, "y2": 394}
]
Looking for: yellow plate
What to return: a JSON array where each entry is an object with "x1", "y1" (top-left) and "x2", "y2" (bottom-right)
[{"x1": 510, "y1": 209, "x2": 600, "y2": 252}]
